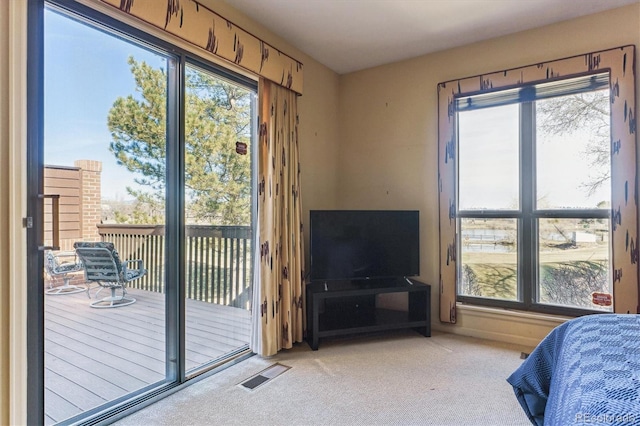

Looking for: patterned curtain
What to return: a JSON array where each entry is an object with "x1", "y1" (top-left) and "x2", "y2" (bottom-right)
[
  {"x1": 98, "y1": 0, "x2": 303, "y2": 94},
  {"x1": 250, "y1": 78, "x2": 305, "y2": 356}
]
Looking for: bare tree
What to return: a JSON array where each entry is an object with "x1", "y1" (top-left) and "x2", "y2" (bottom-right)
[
  {"x1": 537, "y1": 90, "x2": 610, "y2": 196},
  {"x1": 539, "y1": 261, "x2": 608, "y2": 308},
  {"x1": 460, "y1": 264, "x2": 482, "y2": 296}
]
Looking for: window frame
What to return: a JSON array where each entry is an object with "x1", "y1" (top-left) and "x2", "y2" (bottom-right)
[{"x1": 455, "y1": 85, "x2": 613, "y2": 316}]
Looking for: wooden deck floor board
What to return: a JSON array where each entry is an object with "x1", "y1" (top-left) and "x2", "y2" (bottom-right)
[
  {"x1": 50, "y1": 292, "x2": 166, "y2": 330},
  {"x1": 46, "y1": 322, "x2": 166, "y2": 371},
  {"x1": 185, "y1": 324, "x2": 250, "y2": 348},
  {"x1": 46, "y1": 340, "x2": 154, "y2": 390},
  {"x1": 45, "y1": 353, "x2": 128, "y2": 399},
  {"x1": 46, "y1": 308, "x2": 166, "y2": 354},
  {"x1": 184, "y1": 314, "x2": 249, "y2": 331},
  {"x1": 45, "y1": 389, "x2": 82, "y2": 424},
  {"x1": 46, "y1": 330, "x2": 164, "y2": 383},
  {"x1": 47, "y1": 296, "x2": 167, "y2": 333},
  {"x1": 46, "y1": 313, "x2": 166, "y2": 361},
  {"x1": 45, "y1": 369, "x2": 107, "y2": 410},
  {"x1": 44, "y1": 287, "x2": 251, "y2": 425},
  {"x1": 184, "y1": 340, "x2": 237, "y2": 359}
]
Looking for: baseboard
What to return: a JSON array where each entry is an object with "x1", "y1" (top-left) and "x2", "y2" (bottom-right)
[{"x1": 431, "y1": 304, "x2": 571, "y2": 349}]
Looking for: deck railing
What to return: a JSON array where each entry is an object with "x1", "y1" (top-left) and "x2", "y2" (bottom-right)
[{"x1": 97, "y1": 224, "x2": 252, "y2": 309}]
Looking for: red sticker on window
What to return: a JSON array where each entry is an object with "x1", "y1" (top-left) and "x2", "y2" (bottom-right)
[
  {"x1": 236, "y1": 141, "x2": 247, "y2": 155},
  {"x1": 591, "y1": 292, "x2": 612, "y2": 307}
]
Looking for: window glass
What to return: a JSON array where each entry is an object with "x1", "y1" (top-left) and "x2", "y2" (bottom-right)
[
  {"x1": 538, "y1": 218, "x2": 612, "y2": 311},
  {"x1": 44, "y1": 8, "x2": 169, "y2": 423},
  {"x1": 183, "y1": 64, "x2": 254, "y2": 374},
  {"x1": 459, "y1": 218, "x2": 518, "y2": 301},
  {"x1": 458, "y1": 104, "x2": 520, "y2": 211},
  {"x1": 536, "y1": 90, "x2": 611, "y2": 210}
]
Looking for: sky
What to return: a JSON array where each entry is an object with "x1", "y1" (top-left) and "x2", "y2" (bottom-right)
[
  {"x1": 44, "y1": 8, "x2": 166, "y2": 201},
  {"x1": 458, "y1": 102, "x2": 610, "y2": 211}
]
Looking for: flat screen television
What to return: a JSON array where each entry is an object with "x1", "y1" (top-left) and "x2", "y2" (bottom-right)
[{"x1": 309, "y1": 210, "x2": 420, "y2": 281}]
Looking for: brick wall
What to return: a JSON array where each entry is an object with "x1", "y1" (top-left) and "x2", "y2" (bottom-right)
[
  {"x1": 75, "y1": 160, "x2": 102, "y2": 242},
  {"x1": 44, "y1": 160, "x2": 102, "y2": 249},
  {"x1": 44, "y1": 160, "x2": 102, "y2": 287}
]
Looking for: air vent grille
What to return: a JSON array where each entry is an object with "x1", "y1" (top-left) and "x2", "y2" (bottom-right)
[{"x1": 239, "y1": 363, "x2": 290, "y2": 390}]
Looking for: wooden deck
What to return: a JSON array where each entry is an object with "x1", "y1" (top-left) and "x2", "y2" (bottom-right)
[{"x1": 44, "y1": 287, "x2": 251, "y2": 425}]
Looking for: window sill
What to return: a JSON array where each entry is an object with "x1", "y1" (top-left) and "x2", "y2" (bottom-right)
[
  {"x1": 431, "y1": 303, "x2": 572, "y2": 348},
  {"x1": 457, "y1": 303, "x2": 573, "y2": 325}
]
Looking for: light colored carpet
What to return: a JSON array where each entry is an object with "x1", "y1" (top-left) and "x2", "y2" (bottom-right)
[{"x1": 114, "y1": 331, "x2": 532, "y2": 425}]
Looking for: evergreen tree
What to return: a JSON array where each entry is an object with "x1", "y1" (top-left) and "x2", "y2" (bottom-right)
[{"x1": 107, "y1": 57, "x2": 252, "y2": 225}]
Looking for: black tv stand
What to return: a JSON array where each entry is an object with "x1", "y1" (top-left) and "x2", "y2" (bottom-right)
[{"x1": 306, "y1": 277, "x2": 431, "y2": 350}]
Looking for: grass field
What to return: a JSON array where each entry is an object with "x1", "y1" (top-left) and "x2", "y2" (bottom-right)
[{"x1": 461, "y1": 241, "x2": 610, "y2": 308}]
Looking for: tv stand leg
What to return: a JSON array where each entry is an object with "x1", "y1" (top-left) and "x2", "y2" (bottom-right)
[
  {"x1": 408, "y1": 286, "x2": 431, "y2": 337},
  {"x1": 309, "y1": 297, "x2": 320, "y2": 350},
  {"x1": 413, "y1": 325, "x2": 430, "y2": 337}
]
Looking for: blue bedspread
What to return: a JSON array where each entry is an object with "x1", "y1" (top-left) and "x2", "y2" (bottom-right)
[{"x1": 507, "y1": 314, "x2": 640, "y2": 425}]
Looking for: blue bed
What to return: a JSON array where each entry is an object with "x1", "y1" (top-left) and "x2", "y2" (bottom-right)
[{"x1": 507, "y1": 314, "x2": 640, "y2": 425}]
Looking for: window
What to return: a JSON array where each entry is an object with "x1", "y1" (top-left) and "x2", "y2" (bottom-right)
[
  {"x1": 455, "y1": 74, "x2": 613, "y2": 315},
  {"x1": 438, "y1": 46, "x2": 637, "y2": 323}
]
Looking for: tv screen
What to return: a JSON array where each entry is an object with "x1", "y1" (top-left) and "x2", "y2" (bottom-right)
[{"x1": 309, "y1": 210, "x2": 420, "y2": 281}]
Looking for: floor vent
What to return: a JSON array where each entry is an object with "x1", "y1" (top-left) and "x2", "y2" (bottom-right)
[{"x1": 239, "y1": 363, "x2": 290, "y2": 390}]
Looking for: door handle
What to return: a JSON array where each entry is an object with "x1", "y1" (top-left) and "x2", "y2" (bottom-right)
[{"x1": 39, "y1": 194, "x2": 60, "y2": 251}]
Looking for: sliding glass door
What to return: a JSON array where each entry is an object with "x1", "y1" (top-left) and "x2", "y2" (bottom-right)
[
  {"x1": 29, "y1": 2, "x2": 256, "y2": 424},
  {"x1": 183, "y1": 63, "x2": 255, "y2": 374},
  {"x1": 42, "y1": 7, "x2": 170, "y2": 424}
]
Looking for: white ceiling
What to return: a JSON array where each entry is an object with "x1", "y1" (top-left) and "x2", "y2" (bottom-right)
[{"x1": 223, "y1": 0, "x2": 640, "y2": 74}]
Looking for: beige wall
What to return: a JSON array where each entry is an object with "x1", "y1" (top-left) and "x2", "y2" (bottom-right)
[
  {"x1": 338, "y1": 3, "x2": 640, "y2": 347},
  {"x1": 2, "y1": 0, "x2": 639, "y2": 422},
  {"x1": 1, "y1": 0, "x2": 28, "y2": 423},
  {"x1": 0, "y1": 3, "x2": 9, "y2": 423}
]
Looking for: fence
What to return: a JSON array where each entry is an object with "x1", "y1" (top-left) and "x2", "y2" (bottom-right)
[{"x1": 97, "y1": 224, "x2": 252, "y2": 309}]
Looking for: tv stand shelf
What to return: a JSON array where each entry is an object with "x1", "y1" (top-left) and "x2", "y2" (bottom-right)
[{"x1": 306, "y1": 278, "x2": 430, "y2": 350}]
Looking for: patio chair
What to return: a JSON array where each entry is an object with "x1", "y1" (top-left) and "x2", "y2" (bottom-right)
[
  {"x1": 73, "y1": 241, "x2": 146, "y2": 308},
  {"x1": 44, "y1": 250, "x2": 86, "y2": 295}
]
